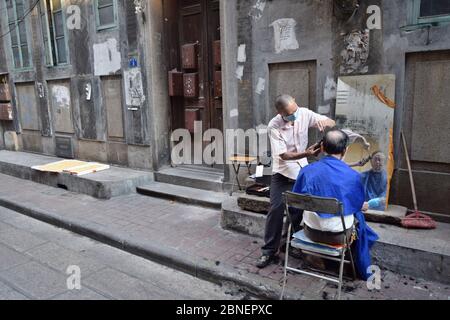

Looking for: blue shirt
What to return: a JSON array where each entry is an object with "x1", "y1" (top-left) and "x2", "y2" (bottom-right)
[
  {"x1": 293, "y1": 156, "x2": 365, "y2": 219},
  {"x1": 292, "y1": 155, "x2": 379, "y2": 280}
]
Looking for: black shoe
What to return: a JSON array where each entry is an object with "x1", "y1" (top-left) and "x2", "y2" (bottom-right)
[{"x1": 256, "y1": 255, "x2": 279, "y2": 269}]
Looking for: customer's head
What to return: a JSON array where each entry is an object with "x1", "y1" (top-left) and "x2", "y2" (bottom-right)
[
  {"x1": 321, "y1": 128, "x2": 349, "y2": 158},
  {"x1": 275, "y1": 95, "x2": 298, "y2": 120},
  {"x1": 370, "y1": 151, "x2": 386, "y2": 172}
]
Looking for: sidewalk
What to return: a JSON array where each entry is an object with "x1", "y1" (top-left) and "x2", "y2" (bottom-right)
[{"x1": 0, "y1": 173, "x2": 448, "y2": 300}]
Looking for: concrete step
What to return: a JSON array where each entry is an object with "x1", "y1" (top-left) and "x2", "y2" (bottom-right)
[
  {"x1": 137, "y1": 181, "x2": 227, "y2": 209},
  {"x1": 0, "y1": 150, "x2": 153, "y2": 199},
  {"x1": 154, "y1": 166, "x2": 225, "y2": 192},
  {"x1": 221, "y1": 195, "x2": 450, "y2": 285}
]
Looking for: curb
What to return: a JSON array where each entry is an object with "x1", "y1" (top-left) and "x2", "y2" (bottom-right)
[
  {"x1": 0, "y1": 196, "x2": 304, "y2": 300},
  {"x1": 137, "y1": 186, "x2": 223, "y2": 210}
]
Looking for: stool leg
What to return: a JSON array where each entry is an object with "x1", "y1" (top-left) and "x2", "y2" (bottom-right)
[
  {"x1": 230, "y1": 163, "x2": 241, "y2": 194},
  {"x1": 246, "y1": 162, "x2": 252, "y2": 175},
  {"x1": 235, "y1": 163, "x2": 242, "y2": 190}
]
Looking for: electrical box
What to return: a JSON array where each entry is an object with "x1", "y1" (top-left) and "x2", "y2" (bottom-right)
[
  {"x1": 181, "y1": 43, "x2": 199, "y2": 70},
  {"x1": 0, "y1": 103, "x2": 13, "y2": 121},
  {"x1": 168, "y1": 70, "x2": 184, "y2": 97},
  {"x1": 183, "y1": 73, "x2": 199, "y2": 98}
]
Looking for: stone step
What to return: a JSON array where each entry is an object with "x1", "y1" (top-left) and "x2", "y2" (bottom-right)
[
  {"x1": 137, "y1": 181, "x2": 227, "y2": 209},
  {"x1": 221, "y1": 196, "x2": 267, "y2": 238},
  {"x1": 0, "y1": 150, "x2": 153, "y2": 199},
  {"x1": 221, "y1": 196, "x2": 450, "y2": 285},
  {"x1": 154, "y1": 166, "x2": 225, "y2": 192}
]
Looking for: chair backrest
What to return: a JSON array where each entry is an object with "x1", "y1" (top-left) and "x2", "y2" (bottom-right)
[{"x1": 283, "y1": 192, "x2": 342, "y2": 216}]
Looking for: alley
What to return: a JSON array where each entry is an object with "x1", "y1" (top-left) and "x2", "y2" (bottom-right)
[
  {"x1": 0, "y1": 172, "x2": 448, "y2": 300},
  {"x1": 0, "y1": 206, "x2": 246, "y2": 300}
]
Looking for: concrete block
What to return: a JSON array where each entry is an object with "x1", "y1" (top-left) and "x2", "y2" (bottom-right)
[
  {"x1": 21, "y1": 132, "x2": 43, "y2": 153},
  {"x1": 127, "y1": 145, "x2": 152, "y2": 170},
  {"x1": 77, "y1": 140, "x2": 108, "y2": 163},
  {"x1": 155, "y1": 167, "x2": 224, "y2": 192},
  {"x1": 137, "y1": 182, "x2": 226, "y2": 209},
  {"x1": 41, "y1": 136, "x2": 55, "y2": 156},
  {"x1": 4, "y1": 131, "x2": 19, "y2": 151},
  {"x1": 237, "y1": 194, "x2": 270, "y2": 214},
  {"x1": 221, "y1": 197, "x2": 267, "y2": 238},
  {"x1": 0, "y1": 150, "x2": 153, "y2": 199},
  {"x1": 107, "y1": 142, "x2": 128, "y2": 166}
]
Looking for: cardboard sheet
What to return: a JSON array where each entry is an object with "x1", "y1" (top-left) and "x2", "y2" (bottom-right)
[{"x1": 32, "y1": 160, "x2": 87, "y2": 173}]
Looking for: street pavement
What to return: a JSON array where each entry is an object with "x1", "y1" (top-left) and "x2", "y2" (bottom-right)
[
  {"x1": 0, "y1": 173, "x2": 448, "y2": 300},
  {"x1": 0, "y1": 206, "x2": 246, "y2": 300}
]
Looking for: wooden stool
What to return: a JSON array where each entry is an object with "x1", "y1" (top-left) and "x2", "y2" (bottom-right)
[{"x1": 229, "y1": 155, "x2": 257, "y2": 194}]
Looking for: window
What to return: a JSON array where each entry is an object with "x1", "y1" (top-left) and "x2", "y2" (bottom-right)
[
  {"x1": 5, "y1": 0, "x2": 31, "y2": 69},
  {"x1": 411, "y1": 0, "x2": 450, "y2": 25},
  {"x1": 39, "y1": 0, "x2": 69, "y2": 66},
  {"x1": 95, "y1": 0, "x2": 118, "y2": 30}
]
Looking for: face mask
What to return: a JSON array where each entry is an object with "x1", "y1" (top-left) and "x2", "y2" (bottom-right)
[{"x1": 282, "y1": 108, "x2": 299, "y2": 122}]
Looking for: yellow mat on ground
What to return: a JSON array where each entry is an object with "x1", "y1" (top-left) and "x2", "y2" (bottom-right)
[
  {"x1": 32, "y1": 160, "x2": 87, "y2": 173},
  {"x1": 32, "y1": 160, "x2": 110, "y2": 176},
  {"x1": 63, "y1": 163, "x2": 110, "y2": 176}
]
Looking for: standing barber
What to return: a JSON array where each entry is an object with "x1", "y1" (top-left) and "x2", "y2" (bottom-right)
[{"x1": 257, "y1": 95, "x2": 336, "y2": 269}]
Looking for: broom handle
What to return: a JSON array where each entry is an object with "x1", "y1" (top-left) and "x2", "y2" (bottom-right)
[{"x1": 401, "y1": 132, "x2": 418, "y2": 212}]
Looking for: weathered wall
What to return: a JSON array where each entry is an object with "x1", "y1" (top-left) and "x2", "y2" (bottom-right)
[
  {"x1": 223, "y1": 0, "x2": 450, "y2": 219},
  {"x1": 0, "y1": 0, "x2": 153, "y2": 170}
]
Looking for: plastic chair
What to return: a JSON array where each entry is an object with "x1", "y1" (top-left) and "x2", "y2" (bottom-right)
[{"x1": 280, "y1": 192, "x2": 357, "y2": 300}]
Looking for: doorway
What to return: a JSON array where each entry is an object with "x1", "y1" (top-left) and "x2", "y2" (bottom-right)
[{"x1": 164, "y1": 0, "x2": 223, "y2": 168}]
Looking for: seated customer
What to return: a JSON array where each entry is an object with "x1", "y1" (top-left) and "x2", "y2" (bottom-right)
[
  {"x1": 361, "y1": 151, "x2": 388, "y2": 211},
  {"x1": 292, "y1": 128, "x2": 379, "y2": 280}
]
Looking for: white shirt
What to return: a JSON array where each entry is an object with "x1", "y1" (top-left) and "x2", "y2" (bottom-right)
[
  {"x1": 268, "y1": 107, "x2": 328, "y2": 180},
  {"x1": 303, "y1": 210, "x2": 355, "y2": 233}
]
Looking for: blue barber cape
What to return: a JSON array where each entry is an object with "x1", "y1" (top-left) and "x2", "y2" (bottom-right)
[{"x1": 293, "y1": 156, "x2": 379, "y2": 280}]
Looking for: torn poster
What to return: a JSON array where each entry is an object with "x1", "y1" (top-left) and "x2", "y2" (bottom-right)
[
  {"x1": 340, "y1": 30, "x2": 370, "y2": 75},
  {"x1": 270, "y1": 18, "x2": 299, "y2": 54},
  {"x1": 93, "y1": 38, "x2": 122, "y2": 76},
  {"x1": 124, "y1": 68, "x2": 146, "y2": 108}
]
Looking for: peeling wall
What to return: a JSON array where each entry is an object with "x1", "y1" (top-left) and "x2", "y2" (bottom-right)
[
  {"x1": 0, "y1": 0, "x2": 152, "y2": 170},
  {"x1": 223, "y1": 0, "x2": 450, "y2": 218}
]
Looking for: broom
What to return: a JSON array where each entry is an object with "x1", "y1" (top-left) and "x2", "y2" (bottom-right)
[{"x1": 400, "y1": 132, "x2": 436, "y2": 229}]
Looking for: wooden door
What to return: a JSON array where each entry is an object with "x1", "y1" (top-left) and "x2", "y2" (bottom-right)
[
  {"x1": 164, "y1": 0, "x2": 222, "y2": 167},
  {"x1": 166, "y1": 0, "x2": 222, "y2": 133}
]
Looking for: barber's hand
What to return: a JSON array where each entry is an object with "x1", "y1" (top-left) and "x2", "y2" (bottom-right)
[
  {"x1": 317, "y1": 120, "x2": 327, "y2": 132},
  {"x1": 358, "y1": 156, "x2": 371, "y2": 167},
  {"x1": 305, "y1": 144, "x2": 321, "y2": 157}
]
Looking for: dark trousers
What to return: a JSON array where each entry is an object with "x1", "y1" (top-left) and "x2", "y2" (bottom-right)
[{"x1": 262, "y1": 173, "x2": 303, "y2": 256}]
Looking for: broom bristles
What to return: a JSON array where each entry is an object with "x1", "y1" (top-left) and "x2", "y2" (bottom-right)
[{"x1": 401, "y1": 211, "x2": 437, "y2": 229}]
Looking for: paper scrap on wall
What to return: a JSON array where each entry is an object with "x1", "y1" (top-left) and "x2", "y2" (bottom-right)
[{"x1": 270, "y1": 18, "x2": 299, "y2": 54}]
